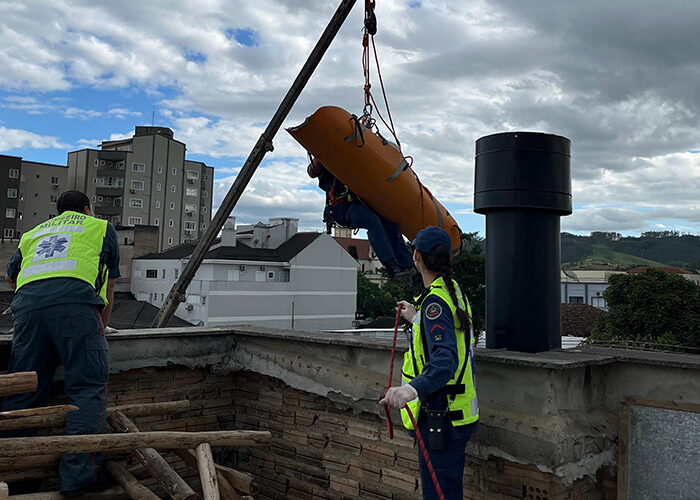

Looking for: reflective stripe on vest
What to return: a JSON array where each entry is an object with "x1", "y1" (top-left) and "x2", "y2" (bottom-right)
[
  {"x1": 400, "y1": 276, "x2": 478, "y2": 430},
  {"x1": 16, "y1": 212, "x2": 109, "y2": 304}
]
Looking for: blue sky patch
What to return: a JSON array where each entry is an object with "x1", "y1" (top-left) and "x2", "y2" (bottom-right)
[{"x1": 225, "y1": 28, "x2": 259, "y2": 47}]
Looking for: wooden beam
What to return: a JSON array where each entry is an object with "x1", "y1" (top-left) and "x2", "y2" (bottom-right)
[
  {"x1": 0, "y1": 372, "x2": 37, "y2": 398},
  {"x1": 108, "y1": 411, "x2": 197, "y2": 500},
  {"x1": 173, "y1": 450, "x2": 241, "y2": 500},
  {"x1": 108, "y1": 400, "x2": 190, "y2": 418},
  {"x1": 174, "y1": 450, "x2": 254, "y2": 495},
  {"x1": 195, "y1": 443, "x2": 219, "y2": 500},
  {"x1": 0, "y1": 468, "x2": 56, "y2": 483},
  {"x1": 0, "y1": 430, "x2": 271, "y2": 458},
  {"x1": 7, "y1": 486, "x2": 129, "y2": 499},
  {"x1": 104, "y1": 461, "x2": 160, "y2": 500},
  {"x1": 0, "y1": 405, "x2": 78, "y2": 421}
]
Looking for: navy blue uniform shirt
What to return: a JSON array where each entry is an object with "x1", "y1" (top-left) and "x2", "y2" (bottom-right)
[
  {"x1": 6, "y1": 222, "x2": 121, "y2": 316},
  {"x1": 408, "y1": 293, "x2": 477, "y2": 440}
]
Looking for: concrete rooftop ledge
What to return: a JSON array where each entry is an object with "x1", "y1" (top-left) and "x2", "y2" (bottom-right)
[{"x1": 2, "y1": 324, "x2": 698, "y2": 372}]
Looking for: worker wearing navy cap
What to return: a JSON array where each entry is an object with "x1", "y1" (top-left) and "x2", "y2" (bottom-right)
[{"x1": 381, "y1": 226, "x2": 479, "y2": 500}]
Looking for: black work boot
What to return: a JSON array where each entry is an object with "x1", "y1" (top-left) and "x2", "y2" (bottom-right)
[{"x1": 385, "y1": 260, "x2": 415, "y2": 282}]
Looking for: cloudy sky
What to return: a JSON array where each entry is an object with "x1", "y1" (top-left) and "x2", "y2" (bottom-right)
[{"x1": 1, "y1": 0, "x2": 699, "y2": 237}]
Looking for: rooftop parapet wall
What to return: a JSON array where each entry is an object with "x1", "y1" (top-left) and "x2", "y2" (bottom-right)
[{"x1": 1, "y1": 325, "x2": 698, "y2": 489}]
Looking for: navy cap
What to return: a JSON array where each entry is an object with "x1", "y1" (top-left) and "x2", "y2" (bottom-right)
[{"x1": 411, "y1": 226, "x2": 451, "y2": 254}]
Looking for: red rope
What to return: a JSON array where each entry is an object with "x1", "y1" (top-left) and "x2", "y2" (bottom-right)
[{"x1": 383, "y1": 304, "x2": 446, "y2": 500}]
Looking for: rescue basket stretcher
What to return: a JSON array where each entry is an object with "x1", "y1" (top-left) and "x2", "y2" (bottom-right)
[{"x1": 287, "y1": 106, "x2": 461, "y2": 253}]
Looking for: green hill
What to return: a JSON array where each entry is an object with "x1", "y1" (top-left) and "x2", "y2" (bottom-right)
[
  {"x1": 562, "y1": 244, "x2": 668, "y2": 270},
  {"x1": 561, "y1": 231, "x2": 700, "y2": 271}
]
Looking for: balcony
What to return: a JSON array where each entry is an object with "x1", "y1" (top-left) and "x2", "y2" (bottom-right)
[{"x1": 95, "y1": 205, "x2": 122, "y2": 216}]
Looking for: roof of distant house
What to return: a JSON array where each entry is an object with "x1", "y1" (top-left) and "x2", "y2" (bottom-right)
[
  {"x1": 137, "y1": 233, "x2": 322, "y2": 262},
  {"x1": 627, "y1": 266, "x2": 692, "y2": 275},
  {"x1": 333, "y1": 237, "x2": 371, "y2": 260},
  {"x1": 561, "y1": 303, "x2": 607, "y2": 338},
  {"x1": 109, "y1": 292, "x2": 194, "y2": 329}
]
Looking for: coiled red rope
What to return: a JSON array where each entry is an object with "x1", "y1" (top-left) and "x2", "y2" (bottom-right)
[{"x1": 384, "y1": 304, "x2": 446, "y2": 500}]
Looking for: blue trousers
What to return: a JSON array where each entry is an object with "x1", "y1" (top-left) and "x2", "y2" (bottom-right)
[
  {"x1": 1, "y1": 303, "x2": 109, "y2": 492},
  {"x1": 413, "y1": 421, "x2": 477, "y2": 500},
  {"x1": 332, "y1": 201, "x2": 414, "y2": 268}
]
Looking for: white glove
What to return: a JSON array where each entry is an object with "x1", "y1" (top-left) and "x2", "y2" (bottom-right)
[
  {"x1": 397, "y1": 301, "x2": 416, "y2": 322},
  {"x1": 380, "y1": 384, "x2": 418, "y2": 409}
]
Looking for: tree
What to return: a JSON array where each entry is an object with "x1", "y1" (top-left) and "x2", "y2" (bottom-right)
[
  {"x1": 591, "y1": 268, "x2": 700, "y2": 349},
  {"x1": 452, "y1": 232, "x2": 486, "y2": 334},
  {"x1": 356, "y1": 271, "x2": 395, "y2": 319}
]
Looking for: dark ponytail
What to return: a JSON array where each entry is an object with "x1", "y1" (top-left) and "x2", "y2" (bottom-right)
[{"x1": 421, "y1": 245, "x2": 471, "y2": 330}]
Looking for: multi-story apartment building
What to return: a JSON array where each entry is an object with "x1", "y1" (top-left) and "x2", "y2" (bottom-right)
[
  {"x1": 0, "y1": 154, "x2": 68, "y2": 240},
  {"x1": 67, "y1": 126, "x2": 214, "y2": 250}
]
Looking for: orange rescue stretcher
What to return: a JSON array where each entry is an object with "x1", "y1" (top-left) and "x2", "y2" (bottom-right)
[{"x1": 287, "y1": 106, "x2": 461, "y2": 254}]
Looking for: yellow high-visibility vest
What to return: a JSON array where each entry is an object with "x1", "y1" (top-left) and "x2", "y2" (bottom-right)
[
  {"x1": 400, "y1": 276, "x2": 478, "y2": 430},
  {"x1": 16, "y1": 211, "x2": 109, "y2": 304}
]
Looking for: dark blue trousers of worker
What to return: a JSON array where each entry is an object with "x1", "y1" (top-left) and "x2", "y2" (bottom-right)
[
  {"x1": 413, "y1": 421, "x2": 478, "y2": 500},
  {"x1": 1, "y1": 303, "x2": 109, "y2": 493},
  {"x1": 332, "y1": 200, "x2": 414, "y2": 268}
]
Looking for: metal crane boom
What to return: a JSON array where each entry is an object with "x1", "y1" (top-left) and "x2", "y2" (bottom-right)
[{"x1": 152, "y1": 0, "x2": 358, "y2": 328}]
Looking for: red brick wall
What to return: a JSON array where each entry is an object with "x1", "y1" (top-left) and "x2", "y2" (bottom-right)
[{"x1": 36, "y1": 365, "x2": 616, "y2": 499}]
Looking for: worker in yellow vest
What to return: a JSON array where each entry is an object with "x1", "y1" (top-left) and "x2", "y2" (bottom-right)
[
  {"x1": 3, "y1": 190, "x2": 120, "y2": 497},
  {"x1": 381, "y1": 226, "x2": 478, "y2": 500}
]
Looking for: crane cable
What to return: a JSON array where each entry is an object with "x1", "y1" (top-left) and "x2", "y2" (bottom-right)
[
  {"x1": 362, "y1": 0, "x2": 401, "y2": 150},
  {"x1": 383, "y1": 304, "x2": 446, "y2": 500}
]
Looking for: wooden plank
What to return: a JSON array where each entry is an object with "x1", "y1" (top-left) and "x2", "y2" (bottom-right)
[
  {"x1": 195, "y1": 443, "x2": 219, "y2": 500},
  {"x1": 617, "y1": 402, "x2": 629, "y2": 500},
  {"x1": 174, "y1": 450, "x2": 255, "y2": 495},
  {"x1": 105, "y1": 461, "x2": 160, "y2": 500},
  {"x1": 108, "y1": 411, "x2": 197, "y2": 500},
  {"x1": 622, "y1": 396, "x2": 700, "y2": 414},
  {"x1": 0, "y1": 372, "x2": 37, "y2": 398},
  {"x1": 108, "y1": 400, "x2": 190, "y2": 418},
  {"x1": 0, "y1": 405, "x2": 78, "y2": 421},
  {"x1": 7, "y1": 486, "x2": 129, "y2": 499},
  {"x1": 0, "y1": 430, "x2": 271, "y2": 457},
  {"x1": 173, "y1": 450, "x2": 241, "y2": 500}
]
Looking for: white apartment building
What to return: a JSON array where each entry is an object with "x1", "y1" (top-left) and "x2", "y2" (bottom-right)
[
  {"x1": 130, "y1": 218, "x2": 359, "y2": 331},
  {"x1": 67, "y1": 126, "x2": 214, "y2": 250}
]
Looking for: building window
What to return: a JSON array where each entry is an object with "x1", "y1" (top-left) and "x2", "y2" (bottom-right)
[
  {"x1": 129, "y1": 198, "x2": 143, "y2": 208},
  {"x1": 204, "y1": 174, "x2": 209, "y2": 181},
  {"x1": 114, "y1": 198, "x2": 122, "y2": 207},
  {"x1": 145, "y1": 269, "x2": 158, "y2": 279},
  {"x1": 116, "y1": 161, "x2": 124, "y2": 170},
  {"x1": 169, "y1": 219, "x2": 174, "y2": 227},
  {"x1": 5, "y1": 208, "x2": 16, "y2": 218},
  {"x1": 97, "y1": 196, "x2": 103, "y2": 202},
  {"x1": 158, "y1": 165, "x2": 163, "y2": 174},
  {"x1": 161, "y1": 269, "x2": 166, "y2": 279},
  {"x1": 170, "y1": 185, "x2": 176, "y2": 193},
  {"x1": 185, "y1": 204, "x2": 197, "y2": 214},
  {"x1": 128, "y1": 216, "x2": 143, "y2": 225},
  {"x1": 227, "y1": 270, "x2": 240, "y2": 281},
  {"x1": 170, "y1": 202, "x2": 175, "y2": 210},
  {"x1": 174, "y1": 268, "x2": 179, "y2": 279},
  {"x1": 8, "y1": 168, "x2": 19, "y2": 178},
  {"x1": 130, "y1": 180, "x2": 144, "y2": 191},
  {"x1": 569, "y1": 296, "x2": 584, "y2": 304},
  {"x1": 186, "y1": 187, "x2": 198, "y2": 197},
  {"x1": 168, "y1": 237, "x2": 173, "y2": 245},
  {"x1": 7, "y1": 188, "x2": 17, "y2": 198},
  {"x1": 50, "y1": 176, "x2": 59, "y2": 185},
  {"x1": 155, "y1": 201, "x2": 161, "y2": 209},
  {"x1": 184, "y1": 221, "x2": 197, "y2": 231},
  {"x1": 172, "y1": 168, "x2": 177, "y2": 175},
  {"x1": 154, "y1": 218, "x2": 159, "y2": 226},
  {"x1": 267, "y1": 271, "x2": 275, "y2": 280},
  {"x1": 203, "y1": 190, "x2": 208, "y2": 198},
  {"x1": 49, "y1": 195, "x2": 58, "y2": 203},
  {"x1": 132, "y1": 162, "x2": 145, "y2": 173},
  {"x1": 3, "y1": 228, "x2": 14, "y2": 238},
  {"x1": 186, "y1": 170, "x2": 199, "y2": 180},
  {"x1": 156, "y1": 183, "x2": 162, "y2": 191},
  {"x1": 17, "y1": 211, "x2": 22, "y2": 220},
  {"x1": 94, "y1": 159, "x2": 99, "y2": 166},
  {"x1": 92, "y1": 196, "x2": 96, "y2": 202},
  {"x1": 255, "y1": 271, "x2": 266, "y2": 282}
]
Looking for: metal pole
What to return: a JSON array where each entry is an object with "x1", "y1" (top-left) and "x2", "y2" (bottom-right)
[{"x1": 153, "y1": 0, "x2": 358, "y2": 327}]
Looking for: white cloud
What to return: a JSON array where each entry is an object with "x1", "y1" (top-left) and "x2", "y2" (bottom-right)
[{"x1": 0, "y1": 127, "x2": 69, "y2": 151}]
